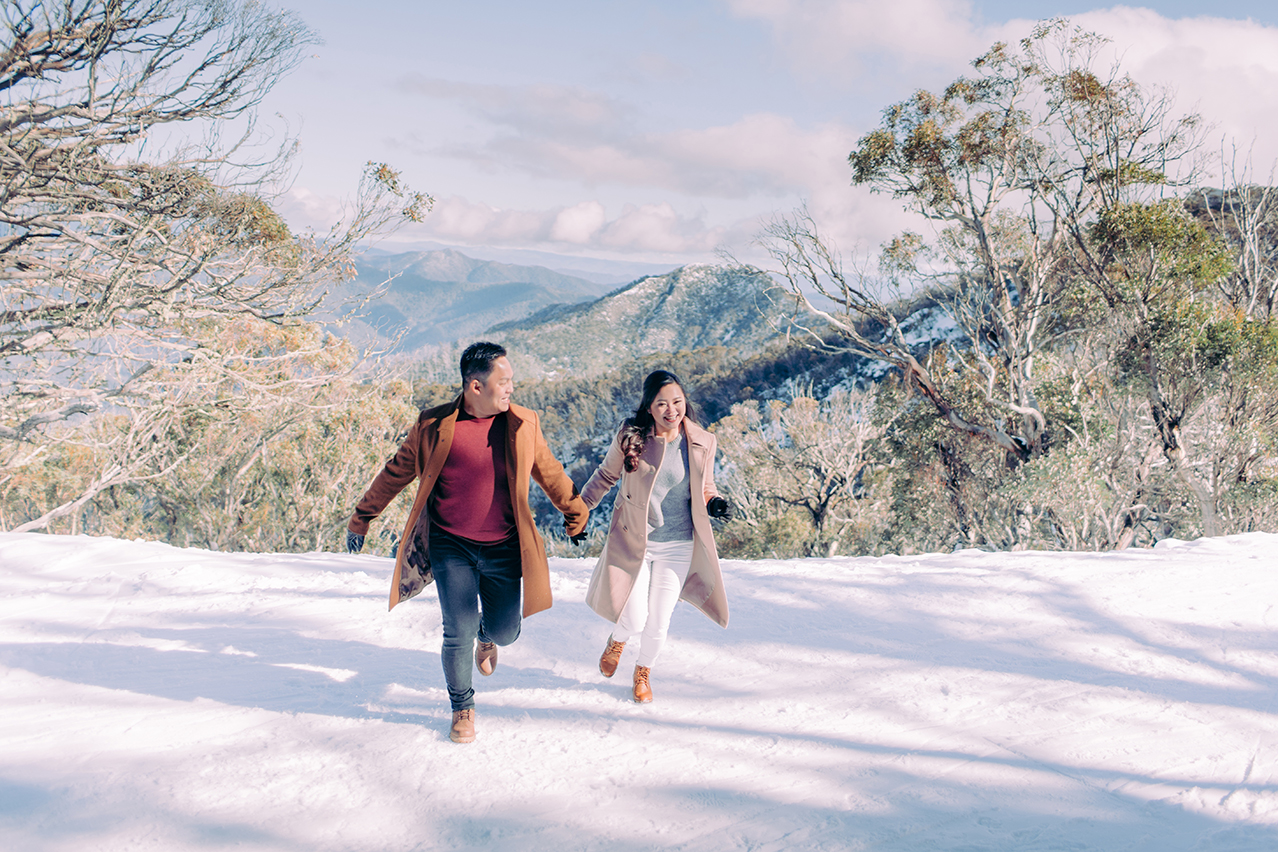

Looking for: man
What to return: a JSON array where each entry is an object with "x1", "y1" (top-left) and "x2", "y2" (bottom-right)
[{"x1": 346, "y1": 341, "x2": 588, "y2": 743}]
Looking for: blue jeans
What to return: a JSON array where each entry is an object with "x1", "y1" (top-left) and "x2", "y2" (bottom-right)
[{"x1": 428, "y1": 526, "x2": 523, "y2": 711}]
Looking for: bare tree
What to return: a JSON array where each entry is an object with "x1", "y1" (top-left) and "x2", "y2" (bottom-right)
[
  {"x1": 757, "y1": 210, "x2": 1040, "y2": 461},
  {"x1": 0, "y1": 1, "x2": 430, "y2": 531},
  {"x1": 1188, "y1": 150, "x2": 1278, "y2": 319},
  {"x1": 715, "y1": 386, "x2": 887, "y2": 556},
  {"x1": 764, "y1": 20, "x2": 1203, "y2": 466}
]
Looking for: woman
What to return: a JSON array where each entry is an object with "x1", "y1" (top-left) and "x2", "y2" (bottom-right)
[{"x1": 580, "y1": 370, "x2": 731, "y2": 703}]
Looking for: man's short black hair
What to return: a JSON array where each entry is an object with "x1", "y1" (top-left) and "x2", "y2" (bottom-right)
[{"x1": 460, "y1": 341, "x2": 507, "y2": 386}]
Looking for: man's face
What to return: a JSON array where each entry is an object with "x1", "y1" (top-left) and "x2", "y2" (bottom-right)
[{"x1": 465, "y1": 355, "x2": 514, "y2": 417}]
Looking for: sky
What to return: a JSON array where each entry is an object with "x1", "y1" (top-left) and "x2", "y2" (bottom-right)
[{"x1": 258, "y1": 1, "x2": 1278, "y2": 267}]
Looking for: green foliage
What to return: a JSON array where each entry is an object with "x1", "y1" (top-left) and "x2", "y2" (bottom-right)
[
  {"x1": 1090, "y1": 200, "x2": 1233, "y2": 299},
  {"x1": 1, "y1": 0, "x2": 431, "y2": 545},
  {"x1": 716, "y1": 513, "x2": 818, "y2": 560},
  {"x1": 11, "y1": 311, "x2": 1275, "y2": 558}
]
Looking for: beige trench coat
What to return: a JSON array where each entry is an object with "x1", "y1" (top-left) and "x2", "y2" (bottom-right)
[
  {"x1": 580, "y1": 419, "x2": 729, "y2": 628},
  {"x1": 348, "y1": 398, "x2": 588, "y2": 616}
]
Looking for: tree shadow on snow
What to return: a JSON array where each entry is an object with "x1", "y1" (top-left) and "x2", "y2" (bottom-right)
[
  {"x1": 0, "y1": 623, "x2": 584, "y2": 726},
  {"x1": 692, "y1": 560, "x2": 1278, "y2": 716}
]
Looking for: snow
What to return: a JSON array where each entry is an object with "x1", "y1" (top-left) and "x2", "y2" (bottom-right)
[{"x1": 2, "y1": 531, "x2": 1277, "y2": 851}]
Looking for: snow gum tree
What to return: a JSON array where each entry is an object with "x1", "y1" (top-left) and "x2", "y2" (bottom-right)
[
  {"x1": 845, "y1": 20, "x2": 1200, "y2": 460},
  {"x1": 755, "y1": 20, "x2": 1278, "y2": 550},
  {"x1": 0, "y1": 1, "x2": 430, "y2": 533}
]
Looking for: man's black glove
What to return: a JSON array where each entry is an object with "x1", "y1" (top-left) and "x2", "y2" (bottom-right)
[
  {"x1": 706, "y1": 496, "x2": 732, "y2": 520},
  {"x1": 346, "y1": 531, "x2": 365, "y2": 553},
  {"x1": 569, "y1": 531, "x2": 589, "y2": 547}
]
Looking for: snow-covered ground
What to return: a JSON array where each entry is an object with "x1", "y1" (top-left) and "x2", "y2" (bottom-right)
[{"x1": 2, "y1": 531, "x2": 1277, "y2": 851}]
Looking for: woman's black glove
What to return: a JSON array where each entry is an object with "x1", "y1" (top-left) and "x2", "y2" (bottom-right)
[
  {"x1": 569, "y1": 532, "x2": 589, "y2": 546},
  {"x1": 346, "y1": 531, "x2": 365, "y2": 553},
  {"x1": 706, "y1": 496, "x2": 732, "y2": 520}
]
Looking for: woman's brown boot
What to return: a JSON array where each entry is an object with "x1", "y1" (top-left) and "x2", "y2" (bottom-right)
[
  {"x1": 633, "y1": 665, "x2": 653, "y2": 703},
  {"x1": 599, "y1": 635, "x2": 625, "y2": 678}
]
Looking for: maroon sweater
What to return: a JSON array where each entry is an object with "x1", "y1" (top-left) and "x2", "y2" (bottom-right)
[{"x1": 429, "y1": 410, "x2": 515, "y2": 542}]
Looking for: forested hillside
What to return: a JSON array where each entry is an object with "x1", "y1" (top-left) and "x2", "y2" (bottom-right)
[{"x1": 403, "y1": 263, "x2": 819, "y2": 384}]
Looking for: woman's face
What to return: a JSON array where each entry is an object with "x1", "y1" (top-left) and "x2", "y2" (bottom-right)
[{"x1": 648, "y1": 382, "x2": 686, "y2": 434}]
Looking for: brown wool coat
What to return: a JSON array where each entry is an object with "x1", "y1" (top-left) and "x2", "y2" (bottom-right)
[
  {"x1": 348, "y1": 398, "x2": 588, "y2": 615},
  {"x1": 580, "y1": 419, "x2": 729, "y2": 628}
]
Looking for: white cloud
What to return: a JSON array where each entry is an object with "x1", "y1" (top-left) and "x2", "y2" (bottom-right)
[
  {"x1": 505, "y1": 114, "x2": 853, "y2": 199},
  {"x1": 283, "y1": 4, "x2": 1278, "y2": 267},
  {"x1": 396, "y1": 85, "x2": 857, "y2": 201},
  {"x1": 724, "y1": 2, "x2": 1278, "y2": 182},
  {"x1": 389, "y1": 195, "x2": 726, "y2": 257},
  {"x1": 550, "y1": 201, "x2": 607, "y2": 243},
  {"x1": 660, "y1": 113, "x2": 855, "y2": 196},
  {"x1": 1061, "y1": 9, "x2": 1278, "y2": 181},
  {"x1": 719, "y1": 2, "x2": 1278, "y2": 245},
  {"x1": 426, "y1": 197, "x2": 548, "y2": 243},
  {"x1": 274, "y1": 188, "x2": 360, "y2": 236},
  {"x1": 597, "y1": 203, "x2": 723, "y2": 253},
  {"x1": 274, "y1": 188, "x2": 731, "y2": 259}
]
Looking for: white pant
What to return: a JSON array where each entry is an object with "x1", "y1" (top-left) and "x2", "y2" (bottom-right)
[{"x1": 612, "y1": 539, "x2": 694, "y2": 668}]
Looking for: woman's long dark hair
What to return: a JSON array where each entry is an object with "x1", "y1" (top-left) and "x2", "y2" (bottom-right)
[{"x1": 618, "y1": 370, "x2": 698, "y2": 472}]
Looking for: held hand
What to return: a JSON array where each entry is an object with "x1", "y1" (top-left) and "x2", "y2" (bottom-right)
[
  {"x1": 346, "y1": 531, "x2": 365, "y2": 553},
  {"x1": 706, "y1": 496, "x2": 732, "y2": 520},
  {"x1": 565, "y1": 509, "x2": 588, "y2": 546}
]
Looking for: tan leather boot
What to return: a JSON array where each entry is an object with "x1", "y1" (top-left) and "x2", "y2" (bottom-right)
[
  {"x1": 633, "y1": 665, "x2": 652, "y2": 703},
  {"x1": 450, "y1": 708, "x2": 476, "y2": 743},
  {"x1": 599, "y1": 635, "x2": 625, "y2": 678},
  {"x1": 475, "y1": 640, "x2": 498, "y2": 676}
]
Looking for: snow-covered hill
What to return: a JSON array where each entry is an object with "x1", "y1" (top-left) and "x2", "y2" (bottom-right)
[
  {"x1": 2, "y1": 531, "x2": 1277, "y2": 851},
  {"x1": 320, "y1": 248, "x2": 617, "y2": 353},
  {"x1": 487, "y1": 264, "x2": 813, "y2": 380}
]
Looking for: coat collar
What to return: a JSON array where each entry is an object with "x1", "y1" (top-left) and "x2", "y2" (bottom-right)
[
  {"x1": 645, "y1": 418, "x2": 710, "y2": 452},
  {"x1": 682, "y1": 418, "x2": 711, "y2": 449},
  {"x1": 439, "y1": 395, "x2": 528, "y2": 433}
]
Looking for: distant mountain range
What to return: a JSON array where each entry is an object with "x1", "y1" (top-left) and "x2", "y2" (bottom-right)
[
  {"x1": 489, "y1": 264, "x2": 811, "y2": 379},
  {"x1": 360, "y1": 242, "x2": 678, "y2": 287},
  {"x1": 322, "y1": 248, "x2": 624, "y2": 351},
  {"x1": 321, "y1": 249, "x2": 824, "y2": 383}
]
